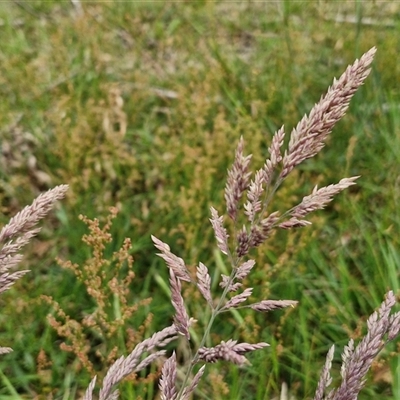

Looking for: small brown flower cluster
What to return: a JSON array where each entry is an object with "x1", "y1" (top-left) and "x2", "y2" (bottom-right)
[{"x1": 43, "y1": 207, "x2": 154, "y2": 380}]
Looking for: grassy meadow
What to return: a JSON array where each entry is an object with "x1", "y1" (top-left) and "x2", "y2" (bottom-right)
[{"x1": 0, "y1": 1, "x2": 399, "y2": 399}]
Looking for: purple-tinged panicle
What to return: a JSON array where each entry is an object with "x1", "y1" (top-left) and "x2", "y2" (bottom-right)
[
  {"x1": 279, "y1": 178, "x2": 358, "y2": 229},
  {"x1": 225, "y1": 136, "x2": 252, "y2": 221},
  {"x1": 222, "y1": 288, "x2": 253, "y2": 311},
  {"x1": 219, "y1": 274, "x2": 230, "y2": 289},
  {"x1": 106, "y1": 391, "x2": 119, "y2": 400},
  {"x1": 83, "y1": 48, "x2": 383, "y2": 400},
  {"x1": 180, "y1": 365, "x2": 205, "y2": 400},
  {"x1": 244, "y1": 126, "x2": 284, "y2": 225},
  {"x1": 98, "y1": 325, "x2": 178, "y2": 400},
  {"x1": 235, "y1": 259, "x2": 255, "y2": 281},
  {"x1": 0, "y1": 347, "x2": 13, "y2": 355},
  {"x1": 0, "y1": 270, "x2": 29, "y2": 295},
  {"x1": 318, "y1": 291, "x2": 400, "y2": 400},
  {"x1": 236, "y1": 225, "x2": 250, "y2": 257},
  {"x1": 281, "y1": 47, "x2": 376, "y2": 178},
  {"x1": 0, "y1": 185, "x2": 68, "y2": 356},
  {"x1": 268, "y1": 126, "x2": 285, "y2": 166},
  {"x1": 0, "y1": 184, "x2": 69, "y2": 244},
  {"x1": 290, "y1": 177, "x2": 359, "y2": 219},
  {"x1": 259, "y1": 211, "x2": 280, "y2": 234},
  {"x1": 151, "y1": 235, "x2": 191, "y2": 282},
  {"x1": 209, "y1": 207, "x2": 229, "y2": 255},
  {"x1": 244, "y1": 169, "x2": 264, "y2": 223},
  {"x1": 196, "y1": 262, "x2": 213, "y2": 307},
  {"x1": 83, "y1": 377, "x2": 97, "y2": 400},
  {"x1": 198, "y1": 339, "x2": 269, "y2": 365},
  {"x1": 219, "y1": 261, "x2": 255, "y2": 294},
  {"x1": 279, "y1": 218, "x2": 312, "y2": 229},
  {"x1": 0, "y1": 185, "x2": 69, "y2": 295},
  {"x1": 248, "y1": 211, "x2": 280, "y2": 248},
  {"x1": 169, "y1": 269, "x2": 191, "y2": 340},
  {"x1": 263, "y1": 126, "x2": 285, "y2": 186},
  {"x1": 248, "y1": 224, "x2": 265, "y2": 248},
  {"x1": 313, "y1": 346, "x2": 334, "y2": 400},
  {"x1": 0, "y1": 235, "x2": 38, "y2": 274},
  {"x1": 388, "y1": 311, "x2": 400, "y2": 340},
  {"x1": 340, "y1": 339, "x2": 354, "y2": 381},
  {"x1": 159, "y1": 352, "x2": 178, "y2": 400},
  {"x1": 219, "y1": 274, "x2": 242, "y2": 292},
  {"x1": 250, "y1": 299, "x2": 298, "y2": 312},
  {"x1": 135, "y1": 352, "x2": 168, "y2": 373}
]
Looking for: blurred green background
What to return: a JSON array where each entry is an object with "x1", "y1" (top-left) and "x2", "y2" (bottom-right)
[{"x1": 0, "y1": 1, "x2": 399, "y2": 399}]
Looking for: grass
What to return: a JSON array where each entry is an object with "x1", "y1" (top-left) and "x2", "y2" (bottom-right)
[{"x1": 0, "y1": 1, "x2": 399, "y2": 399}]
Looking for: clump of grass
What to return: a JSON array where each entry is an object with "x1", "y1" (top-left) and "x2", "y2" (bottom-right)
[{"x1": 1, "y1": 47, "x2": 399, "y2": 400}]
